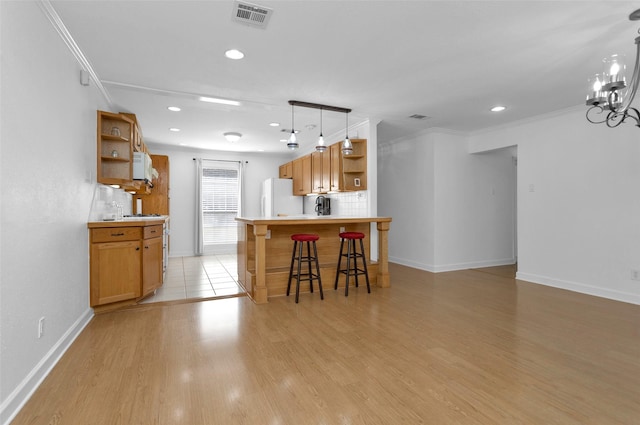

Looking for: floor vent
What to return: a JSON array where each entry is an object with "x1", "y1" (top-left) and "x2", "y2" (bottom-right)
[{"x1": 232, "y1": 1, "x2": 273, "y2": 29}]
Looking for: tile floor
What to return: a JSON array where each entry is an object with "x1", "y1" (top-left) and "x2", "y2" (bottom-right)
[{"x1": 139, "y1": 254, "x2": 246, "y2": 304}]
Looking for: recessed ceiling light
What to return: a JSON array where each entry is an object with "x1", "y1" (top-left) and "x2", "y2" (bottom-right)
[
  {"x1": 491, "y1": 106, "x2": 506, "y2": 112},
  {"x1": 179, "y1": 143, "x2": 187, "y2": 146},
  {"x1": 224, "y1": 132, "x2": 242, "y2": 142},
  {"x1": 167, "y1": 106, "x2": 181, "y2": 112},
  {"x1": 280, "y1": 139, "x2": 288, "y2": 143},
  {"x1": 198, "y1": 96, "x2": 241, "y2": 106},
  {"x1": 270, "y1": 122, "x2": 280, "y2": 127},
  {"x1": 225, "y1": 49, "x2": 244, "y2": 60},
  {"x1": 169, "y1": 128, "x2": 180, "y2": 132},
  {"x1": 257, "y1": 149, "x2": 265, "y2": 152}
]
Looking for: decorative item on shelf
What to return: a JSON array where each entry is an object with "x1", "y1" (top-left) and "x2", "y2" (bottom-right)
[
  {"x1": 110, "y1": 126, "x2": 121, "y2": 136},
  {"x1": 586, "y1": 8, "x2": 640, "y2": 128},
  {"x1": 111, "y1": 150, "x2": 119, "y2": 158},
  {"x1": 287, "y1": 103, "x2": 298, "y2": 150},
  {"x1": 315, "y1": 108, "x2": 327, "y2": 152}
]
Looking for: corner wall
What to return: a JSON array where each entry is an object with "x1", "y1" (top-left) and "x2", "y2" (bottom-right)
[
  {"x1": 377, "y1": 127, "x2": 516, "y2": 273},
  {"x1": 470, "y1": 108, "x2": 640, "y2": 304}
]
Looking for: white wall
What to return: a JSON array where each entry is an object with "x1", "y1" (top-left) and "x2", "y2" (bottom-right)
[
  {"x1": 433, "y1": 132, "x2": 516, "y2": 270},
  {"x1": 470, "y1": 108, "x2": 640, "y2": 304},
  {"x1": 146, "y1": 143, "x2": 293, "y2": 256},
  {"x1": 377, "y1": 128, "x2": 516, "y2": 272},
  {"x1": 378, "y1": 131, "x2": 436, "y2": 269},
  {"x1": 1, "y1": 2, "x2": 106, "y2": 422}
]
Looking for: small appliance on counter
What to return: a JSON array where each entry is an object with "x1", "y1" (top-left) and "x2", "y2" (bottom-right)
[{"x1": 315, "y1": 196, "x2": 331, "y2": 216}]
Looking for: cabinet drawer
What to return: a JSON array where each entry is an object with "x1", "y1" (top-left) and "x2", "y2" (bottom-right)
[
  {"x1": 144, "y1": 224, "x2": 164, "y2": 239},
  {"x1": 91, "y1": 227, "x2": 142, "y2": 243}
]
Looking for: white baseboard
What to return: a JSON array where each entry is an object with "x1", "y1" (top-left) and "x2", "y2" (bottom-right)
[
  {"x1": 389, "y1": 256, "x2": 436, "y2": 272},
  {"x1": 389, "y1": 256, "x2": 516, "y2": 274},
  {"x1": 1, "y1": 308, "x2": 94, "y2": 425},
  {"x1": 516, "y1": 272, "x2": 640, "y2": 306}
]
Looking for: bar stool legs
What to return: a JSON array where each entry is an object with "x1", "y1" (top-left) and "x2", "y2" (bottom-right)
[
  {"x1": 334, "y1": 232, "x2": 370, "y2": 296},
  {"x1": 287, "y1": 234, "x2": 323, "y2": 303}
]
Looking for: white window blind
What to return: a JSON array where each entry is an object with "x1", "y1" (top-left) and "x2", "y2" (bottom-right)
[{"x1": 201, "y1": 162, "x2": 240, "y2": 247}]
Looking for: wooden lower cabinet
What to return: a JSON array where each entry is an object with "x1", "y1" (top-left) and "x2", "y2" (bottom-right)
[
  {"x1": 89, "y1": 221, "x2": 165, "y2": 309},
  {"x1": 90, "y1": 231, "x2": 142, "y2": 307},
  {"x1": 142, "y1": 226, "x2": 163, "y2": 296}
]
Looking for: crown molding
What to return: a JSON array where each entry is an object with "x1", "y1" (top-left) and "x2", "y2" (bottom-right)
[{"x1": 37, "y1": 0, "x2": 113, "y2": 107}]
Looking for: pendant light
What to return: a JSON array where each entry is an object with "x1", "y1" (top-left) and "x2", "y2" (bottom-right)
[
  {"x1": 342, "y1": 111, "x2": 353, "y2": 155},
  {"x1": 315, "y1": 108, "x2": 327, "y2": 152},
  {"x1": 287, "y1": 104, "x2": 298, "y2": 150}
]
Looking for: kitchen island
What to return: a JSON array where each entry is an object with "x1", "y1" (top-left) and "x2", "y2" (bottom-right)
[{"x1": 235, "y1": 216, "x2": 391, "y2": 303}]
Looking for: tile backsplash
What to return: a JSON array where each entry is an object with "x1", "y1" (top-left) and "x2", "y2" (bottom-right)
[
  {"x1": 88, "y1": 184, "x2": 132, "y2": 221},
  {"x1": 303, "y1": 191, "x2": 369, "y2": 217}
]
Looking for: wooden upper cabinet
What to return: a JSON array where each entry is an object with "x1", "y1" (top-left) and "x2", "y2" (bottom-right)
[
  {"x1": 286, "y1": 139, "x2": 367, "y2": 195},
  {"x1": 311, "y1": 151, "x2": 330, "y2": 193},
  {"x1": 134, "y1": 154, "x2": 170, "y2": 215},
  {"x1": 121, "y1": 112, "x2": 145, "y2": 153},
  {"x1": 97, "y1": 111, "x2": 134, "y2": 186},
  {"x1": 97, "y1": 110, "x2": 152, "y2": 194},
  {"x1": 292, "y1": 156, "x2": 312, "y2": 196},
  {"x1": 330, "y1": 143, "x2": 344, "y2": 192},
  {"x1": 279, "y1": 161, "x2": 293, "y2": 179},
  {"x1": 341, "y1": 139, "x2": 367, "y2": 191}
]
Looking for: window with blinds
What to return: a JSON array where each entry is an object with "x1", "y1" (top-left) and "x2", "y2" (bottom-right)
[{"x1": 201, "y1": 165, "x2": 239, "y2": 247}]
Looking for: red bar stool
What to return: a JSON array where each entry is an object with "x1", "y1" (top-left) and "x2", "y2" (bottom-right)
[
  {"x1": 287, "y1": 234, "x2": 324, "y2": 303},
  {"x1": 334, "y1": 232, "x2": 370, "y2": 296}
]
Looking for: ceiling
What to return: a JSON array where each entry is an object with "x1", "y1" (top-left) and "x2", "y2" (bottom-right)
[{"x1": 50, "y1": 0, "x2": 639, "y2": 153}]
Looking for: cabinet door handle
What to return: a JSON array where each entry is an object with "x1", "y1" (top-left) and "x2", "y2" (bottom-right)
[
  {"x1": 150, "y1": 230, "x2": 157, "y2": 233},
  {"x1": 136, "y1": 247, "x2": 140, "y2": 251},
  {"x1": 145, "y1": 245, "x2": 149, "y2": 249},
  {"x1": 111, "y1": 232, "x2": 125, "y2": 237}
]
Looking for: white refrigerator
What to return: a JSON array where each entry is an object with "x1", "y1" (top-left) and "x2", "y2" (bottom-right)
[{"x1": 261, "y1": 178, "x2": 303, "y2": 217}]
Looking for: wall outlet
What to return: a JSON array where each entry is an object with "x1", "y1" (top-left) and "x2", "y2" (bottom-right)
[
  {"x1": 340, "y1": 227, "x2": 345, "y2": 233},
  {"x1": 38, "y1": 317, "x2": 45, "y2": 338},
  {"x1": 631, "y1": 269, "x2": 640, "y2": 281},
  {"x1": 266, "y1": 230, "x2": 271, "y2": 239}
]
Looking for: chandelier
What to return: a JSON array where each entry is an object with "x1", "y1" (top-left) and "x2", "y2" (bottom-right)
[{"x1": 586, "y1": 9, "x2": 640, "y2": 128}]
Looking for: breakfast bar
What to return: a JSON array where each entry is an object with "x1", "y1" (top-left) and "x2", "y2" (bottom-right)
[{"x1": 235, "y1": 216, "x2": 392, "y2": 303}]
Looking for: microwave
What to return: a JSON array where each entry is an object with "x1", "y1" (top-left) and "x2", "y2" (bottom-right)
[{"x1": 133, "y1": 152, "x2": 152, "y2": 181}]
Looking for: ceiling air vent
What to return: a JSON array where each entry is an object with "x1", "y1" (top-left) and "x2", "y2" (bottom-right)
[
  {"x1": 409, "y1": 114, "x2": 430, "y2": 120},
  {"x1": 232, "y1": 1, "x2": 273, "y2": 29}
]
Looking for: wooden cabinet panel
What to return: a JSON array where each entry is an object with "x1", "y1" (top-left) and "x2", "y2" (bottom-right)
[
  {"x1": 311, "y1": 151, "x2": 330, "y2": 193},
  {"x1": 142, "y1": 235, "x2": 163, "y2": 296},
  {"x1": 330, "y1": 143, "x2": 343, "y2": 192},
  {"x1": 91, "y1": 227, "x2": 142, "y2": 243},
  {"x1": 90, "y1": 240, "x2": 141, "y2": 306},
  {"x1": 135, "y1": 154, "x2": 169, "y2": 215},
  {"x1": 292, "y1": 156, "x2": 312, "y2": 196},
  {"x1": 279, "y1": 161, "x2": 293, "y2": 179}
]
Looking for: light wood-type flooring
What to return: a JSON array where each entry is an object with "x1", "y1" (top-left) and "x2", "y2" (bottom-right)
[{"x1": 11, "y1": 263, "x2": 640, "y2": 424}]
